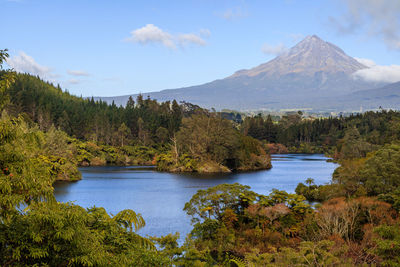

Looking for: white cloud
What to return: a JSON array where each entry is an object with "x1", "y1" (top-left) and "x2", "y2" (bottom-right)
[
  {"x1": 354, "y1": 57, "x2": 377, "y2": 68},
  {"x1": 178, "y1": 33, "x2": 206, "y2": 46},
  {"x1": 126, "y1": 24, "x2": 175, "y2": 49},
  {"x1": 330, "y1": 0, "x2": 400, "y2": 50},
  {"x1": 6, "y1": 51, "x2": 56, "y2": 79},
  {"x1": 261, "y1": 43, "x2": 288, "y2": 56},
  {"x1": 67, "y1": 70, "x2": 90, "y2": 76},
  {"x1": 353, "y1": 58, "x2": 400, "y2": 83},
  {"x1": 199, "y1": 28, "x2": 211, "y2": 37},
  {"x1": 68, "y1": 79, "x2": 80, "y2": 84},
  {"x1": 221, "y1": 7, "x2": 248, "y2": 20},
  {"x1": 126, "y1": 24, "x2": 208, "y2": 49}
]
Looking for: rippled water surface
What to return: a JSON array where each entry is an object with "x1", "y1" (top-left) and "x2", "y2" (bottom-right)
[{"x1": 54, "y1": 154, "x2": 337, "y2": 240}]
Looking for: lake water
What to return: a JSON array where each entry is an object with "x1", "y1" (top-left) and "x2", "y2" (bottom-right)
[{"x1": 53, "y1": 154, "x2": 337, "y2": 241}]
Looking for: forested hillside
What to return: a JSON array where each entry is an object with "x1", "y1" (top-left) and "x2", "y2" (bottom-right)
[
  {"x1": 1, "y1": 71, "x2": 271, "y2": 173},
  {"x1": 242, "y1": 110, "x2": 400, "y2": 155},
  {"x1": 5, "y1": 73, "x2": 183, "y2": 145}
]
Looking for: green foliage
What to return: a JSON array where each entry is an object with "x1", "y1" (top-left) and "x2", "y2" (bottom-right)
[
  {"x1": 228, "y1": 256, "x2": 247, "y2": 267},
  {"x1": 0, "y1": 115, "x2": 168, "y2": 265},
  {"x1": 184, "y1": 183, "x2": 257, "y2": 224},
  {"x1": 155, "y1": 151, "x2": 176, "y2": 171},
  {"x1": 177, "y1": 114, "x2": 240, "y2": 164},
  {"x1": 156, "y1": 126, "x2": 169, "y2": 143},
  {"x1": 73, "y1": 140, "x2": 160, "y2": 167},
  {"x1": 0, "y1": 49, "x2": 16, "y2": 109},
  {"x1": 328, "y1": 144, "x2": 400, "y2": 199},
  {"x1": 337, "y1": 127, "x2": 376, "y2": 159},
  {"x1": 150, "y1": 233, "x2": 184, "y2": 265},
  {"x1": 378, "y1": 187, "x2": 400, "y2": 212},
  {"x1": 178, "y1": 181, "x2": 400, "y2": 266},
  {"x1": 359, "y1": 144, "x2": 400, "y2": 195},
  {"x1": 4, "y1": 73, "x2": 184, "y2": 146},
  {"x1": 117, "y1": 122, "x2": 130, "y2": 146},
  {"x1": 0, "y1": 114, "x2": 55, "y2": 219},
  {"x1": 160, "y1": 114, "x2": 271, "y2": 173},
  {"x1": 244, "y1": 240, "x2": 344, "y2": 266},
  {"x1": 296, "y1": 179, "x2": 346, "y2": 202},
  {"x1": 243, "y1": 110, "x2": 400, "y2": 157},
  {"x1": 182, "y1": 184, "x2": 316, "y2": 264},
  {"x1": 0, "y1": 111, "x2": 166, "y2": 265},
  {"x1": 374, "y1": 224, "x2": 400, "y2": 266},
  {"x1": 0, "y1": 203, "x2": 167, "y2": 266}
]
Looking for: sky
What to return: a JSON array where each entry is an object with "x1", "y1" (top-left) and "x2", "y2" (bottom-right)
[{"x1": 1, "y1": 0, "x2": 400, "y2": 97}]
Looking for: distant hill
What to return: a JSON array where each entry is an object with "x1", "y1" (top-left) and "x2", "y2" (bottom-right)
[
  {"x1": 95, "y1": 35, "x2": 391, "y2": 111},
  {"x1": 337, "y1": 81, "x2": 400, "y2": 110}
]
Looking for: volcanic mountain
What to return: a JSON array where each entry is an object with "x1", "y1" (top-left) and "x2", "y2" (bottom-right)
[{"x1": 96, "y1": 35, "x2": 387, "y2": 111}]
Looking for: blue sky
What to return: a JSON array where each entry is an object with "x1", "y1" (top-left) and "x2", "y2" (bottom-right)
[{"x1": 2, "y1": 0, "x2": 400, "y2": 97}]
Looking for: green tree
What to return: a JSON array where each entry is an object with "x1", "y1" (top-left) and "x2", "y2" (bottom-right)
[
  {"x1": 338, "y1": 127, "x2": 375, "y2": 159},
  {"x1": 374, "y1": 224, "x2": 400, "y2": 266},
  {"x1": 117, "y1": 122, "x2": 131, "y2": 146},
  {"x1": 156, "y1": 126, "x2": 169, "y2": 143},
  {"x1": 0, "y1": 113, "x2": 54, "y2": 220},
  {"x1": 359, "y1": 144, "x2": 400, "y2": 195},
  {"x1": 0, "y1": 49, "x2": 16, "y2": 109},
  {"x1": 184, "y1": 183, "x2": 258, "y2": 224},
  {"x1": 177, "y1": 114, "x2": 239, "y2": 164},
  {"x1": 0, "y1": 203, "x2": 167, "y2": 266}
]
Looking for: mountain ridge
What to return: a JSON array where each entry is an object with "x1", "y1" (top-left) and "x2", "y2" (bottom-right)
[
  {"x1": 94, "y1": 35, "x2": 390, "y2": 111},
  {"x1": 231, "y1": 35, "x2": 366, "y2": 78}
]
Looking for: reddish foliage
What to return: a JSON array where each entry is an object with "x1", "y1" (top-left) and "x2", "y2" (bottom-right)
[{"x1": 266, "y1": 143, "x2": 289, "y2": 154}]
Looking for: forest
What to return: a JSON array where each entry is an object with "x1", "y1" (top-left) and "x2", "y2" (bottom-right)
[
  {"x1": 1, "y1": 48, "x2": 400, "y2": 266},
  {"x1": 3, "y1": 70, "x2": 271, "y2": 174}
]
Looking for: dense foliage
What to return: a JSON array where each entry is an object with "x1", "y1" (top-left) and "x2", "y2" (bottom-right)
[
  {"x1": 4, "y1": 73, "x2": 183, "y2": 146},
  {"x1": 149, "y1": 183, "x2": 399, "y2": 266},
  {"x1": 156, "y1": 114, "x2": 271, "y2": 172},
  {"x1": 2, "y1": 71, "x2": 272, "y2": 173},
  {"x1": 243, "y1": 110, "x2": 400, "y2": 154}
]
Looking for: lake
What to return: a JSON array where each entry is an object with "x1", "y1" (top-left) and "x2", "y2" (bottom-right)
[{"x1": 53, "y1": 154, "x2": 337, "y2": 242}]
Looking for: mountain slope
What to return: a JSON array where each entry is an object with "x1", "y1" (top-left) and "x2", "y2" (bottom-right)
[
  {"x1": 232, "y1": 35, "x2": 365, "y2": 78},
  {"x1": 341, "y1": 81, "x2": 400, "y2": 110},
  {"x1": 95, "y1": 35, "x2": 386, "y2": 111}
]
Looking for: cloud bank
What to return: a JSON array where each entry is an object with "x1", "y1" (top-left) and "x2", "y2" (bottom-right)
[
  {"x1": 330, "y1": 0, "x2": 400, "y2": 50},
  {"x1": 178, "y1": 33, "x2": 206, "y2": 46},
  {"x1": 67, "y1": 79, "x2": 80, "y2": 85},
  {"x1": 354, "y1": 57, "x2": 376, "y2": 68},
  {"x1": 6, "y1": 51, "x2": 55, "y2": 78},
  {"x1": 353, "y1": 58, "x2": 400, "y2": 83},
  {"x1": 126, "y1": 24, "x2": 209, "y2": 49}
]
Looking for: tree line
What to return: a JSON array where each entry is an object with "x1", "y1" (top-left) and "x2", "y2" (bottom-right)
[
  {"x1": 5, "y1": 73, "x2": 184, "y2": 146},
  {"x1": 242, "y1": 110, "x2": 400, "y2": 154}
]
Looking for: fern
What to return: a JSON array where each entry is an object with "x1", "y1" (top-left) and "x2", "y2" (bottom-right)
[
  {"x1": 113, "y1": 209, "x2": 156, "y2": 250},
  {"x1": 228, "y1": 256, "x2": 247, "y2": 267},
  {"x1": 113, "y1": 209, "x2": 146, "y2": 232}
]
